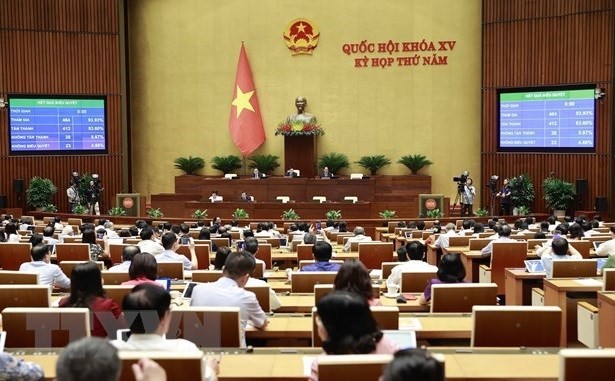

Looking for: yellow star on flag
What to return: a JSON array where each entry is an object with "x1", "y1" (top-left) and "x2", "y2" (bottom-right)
[{"x1": 232, "y1": 85, "x2": 254, "y2": 118}]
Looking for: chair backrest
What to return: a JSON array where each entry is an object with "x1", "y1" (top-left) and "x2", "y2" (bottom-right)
[
  {"x1": 118, "y1": 351, "x2": 203, "y2": 381},
  {"x1": 265, "y1": 237, "x2": 280, "y2": 248},
  {"x1": 490, "y1": 241, "x2": 529, "y2": 294},
  {"x1": 336, "y1": 233, "x2": 354, "y2": 245},
  {"x1": 569, "y1": 240, "x2": 593, "y2": 259},
  {"x1": 0, "y1": 242, "x2": 32, "y2": 270},
  {"x1": 0, "y1": 270, "x2": 39, "y2": 284},
  {"x1": 244, "y1": 284, "x2": 271, "y2": 313},
  {"x1": 430, "y1": 283, "x2": 498, "y2": 313},
  {"x1": 62, "y1": 236, "x2": 81, "y2": 243},
  {"x1": 559, "y1": 348, "x2": 615, "y2": 381},
  {"x1": 381, "y1": 262, "x2": 398, "y2": 279},
  {"x1": 317, "y1": 354, "x2": 394, "y2": 381},
  {"x1": 471, "y1": 305, "x2": 561, "y2": 347},
  {"x1": 297, "y1": 244, "x2": 315, "y2": 262},
  {"x1": 211, "y1": 237, "x2": 230, "y2": 248},
  {"x1": 157, "y1": 261, "x2": 184, "y2": 280},
  {"x1": 2, "y1": 307, "x2": 90, "y2": 348},
  {"x1": 312, "y1": 306, "x2": 399, "y2": 347},
  {"x1": 167, "y1": 306, "x2": 241, "y2": 347},
  {"x1": 603, "y1": 268, "x2": 615, "y2": 291},
  {"x1": 101, "y1": 271, "x2": 130, "y2": 285},
  {"x1": 400, "y1": 271, "x2": 437, "y2": 293},
  {"x1": 109, "y1": 243, "x2": 131, "y2": 265},
  {"x1": 291, "y1": 272, "x2": 338, "y2": 293},
  {"x1": 191, "y1": 270, "x2": 223, "y2": 283},
  {"x1": 358, "y1": 242, "x2": 394, "y2": 270},
  {"x1": 176, "y1": 244, "x2": 210, "y2": 270},
  {"x1": 257, "y1": 243, "x2": 272, "y2": 269},
  {"x1": 527, "y1": 239, "x2": 548, "y2": 248},
  {"x1": 299, "y1": 260, "x2": 343, "y2": 269},
  {"x1": 469, "y1": 238, "x2": 492, "y2": 251},
  {"x1": 448, "y1": 235, "x2": 472, "y2": 247},
  {"x1": 104, "y1": 285, "x2": 134, "y2": 306},
  {"x1": 0, "y1": 285, "x2": 51, "y2": 311},
  {"x1": 59, "y1": 261, "x2": 104, "y2": 277},
  {"x1": 387, "y1": 221, "x2": 400, "y2": 233},
  {"x1": 55, "y1": 243, "x2": 91, "y2": 262},
  {"x1": 552, "y1": 259, "x2": 598, "y2": 278},
  {"x1": 314, "y1": 284, "x2": 334, "y2": 305},
  {"x1": 67, "y1": 218, "x2": 83, "y2": 226}
]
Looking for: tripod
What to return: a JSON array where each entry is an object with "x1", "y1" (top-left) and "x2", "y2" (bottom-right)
[{"x1": 453, "y1": 184, "x2": 464, "y2": 216}]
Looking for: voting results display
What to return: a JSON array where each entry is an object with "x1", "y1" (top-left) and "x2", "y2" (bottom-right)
[
  {"x1": 9, "y1": 96, "x2": 107, "y2": 155},
  {"x1": 498, "y1": 87, "x2": 595, "y2": 152}
]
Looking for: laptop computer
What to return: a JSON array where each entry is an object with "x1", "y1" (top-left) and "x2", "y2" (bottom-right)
[
  {"x1": 182, "y1": 281, "x2": 199, "y2": 299},
  {"x1": 404, "y1": 231, "x2": 413, "y2": 238},
  {"x1": 593, "y1": 241, "x2": 606, "y2": 250},
  {"x1": 524, "y1": 259, "x2": 545, "y2": 273},
  {"x1": 154, "y1": 278, "x2": 171, "y2": 291},
  {"x1": 381, "y1": 330, "x2": 416, "y2": 350}
]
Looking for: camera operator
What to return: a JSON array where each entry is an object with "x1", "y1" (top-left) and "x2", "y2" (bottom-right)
[
  {"x1": 70, "y1": 171, "x2": 81, "y2": 187},
  {"x1": 66, "y1": 183, "x2": 80, "y2": 213},
  {"x1": 461, "y1": 178, "x2": 476, "y2": 216},
  {"x1": 496, "y1": 178, "x2": 512, "y2": 215},
  {"x1": 87, "y1": 174, "x2": 104, "y2": 215}
]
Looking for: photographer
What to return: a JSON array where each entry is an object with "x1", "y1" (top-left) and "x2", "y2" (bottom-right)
[
  {"x1": 496, "y1": 178, "x2": 512, "y2": 215},
  {"x1": 461, "y1": 178, "x2": 476, "y2": 216},
  {"x1": 86, "y1": 174, "x2": 103, "y2": 215}
]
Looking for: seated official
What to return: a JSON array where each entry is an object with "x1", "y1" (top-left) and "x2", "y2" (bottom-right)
[
  {"x1": 123, "y1": 252, "x2": 164, "y2": 287},
  {"x1": 381, "y1": 349, "x2": 445, "y2": 381},
  {"x1": 251, "y1": 168, "x2": 266, "y2": 179},
  {"x1": 343, "y1": 226, "x2": 373, "y2": 252},
  {"x1": 156, "y1": 232, "x2": 198, "y2": 271},
  {"x1": 243, "y1": 237, "x2": 281, "y2": 311},
  {"x1": 333, "y1": 260, "x2": 381, "y2": 306},
  {"x1": 108, "y1": 245, "x2": 140, "y2": 272},
  {"x1": 418, "y1": 253, "x2": 468, "y2": 305},
  {"x1": 137, "y1": 226, "x2": 165, "y2": 256},
  {"x1": 387, "y1": 241, "x2": 437, "y2": 290},
  {"x1": 239, "y1": 191, "x2": 253, "y2": 202},
  {"x1": 190, "y1": 251, "x2": 269, "y2": 347},
  {"x1": 285, "y1": 168, "x2": 299, "y2": 177},
  {"x1": 480, "y1": 224, "x2": 514, "y2": 258},
  {"x1": 596, "y1": 226, "x2": 615, "y2": 257},
  {"x1": 302, "y1": 241, "x2": 340, "y2": 272},
  {"x1": 320, "y1": 166, "x2": 332, "y2": 178},
  {"x1": 208, "y1": 190, "x2": 223, "y2": 203},
  {"x1": 434, "y1": 223, "x2": 457, "y2": 249},
  {"x1": 540, "y1": 237, "x2": 583, "y2": 278},
  {"x1": 20, "y1": 244, "x2": 71, "y2": 289}
]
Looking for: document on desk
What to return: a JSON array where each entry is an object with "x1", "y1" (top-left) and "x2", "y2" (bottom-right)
[
  {"x1": 399, "y1": 317, "x2": 423, "y2": 331},
  {"x1": 302, "y1": 356, "x2": 317, "y2": 376},
  {"x1": 574, "y1": 278, "x2": 603, "y2": 286}
]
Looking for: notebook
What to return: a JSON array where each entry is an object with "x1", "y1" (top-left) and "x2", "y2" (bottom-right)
[
  {"x1": 524, "y1": 259, "x2": 545, "y2": 273},
  {"x1": 182, "y1": 281, "x2": 199, "y2": 299}
]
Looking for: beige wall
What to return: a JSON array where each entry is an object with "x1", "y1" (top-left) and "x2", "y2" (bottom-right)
[{"x1": 128, "y1": 0, "x2": 482, "y2": 206}]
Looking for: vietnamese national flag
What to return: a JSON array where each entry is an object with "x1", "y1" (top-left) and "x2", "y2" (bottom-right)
[{"x1": 228, "y1": 43, "x2": 266, "y2": 156}]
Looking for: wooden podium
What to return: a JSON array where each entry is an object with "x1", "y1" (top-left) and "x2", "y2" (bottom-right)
[{"x1": 284, "y1": 135, "x2": 317, "y2": 178}]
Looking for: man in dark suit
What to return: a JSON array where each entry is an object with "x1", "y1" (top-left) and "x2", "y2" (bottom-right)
[
  {"x1": 285, "y1": 168, "x2": 299, "y2": 177},
  {"x1": 321, "y1": 166, "x2": 332, "y2": 178},
  {"x1": 252, "y1": 168, "x2": 266, "y2": 179}
]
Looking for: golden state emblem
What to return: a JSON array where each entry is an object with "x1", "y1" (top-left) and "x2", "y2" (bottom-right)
[{"x1": 284, "y1": 18, "x2": 320, "y2": 55}]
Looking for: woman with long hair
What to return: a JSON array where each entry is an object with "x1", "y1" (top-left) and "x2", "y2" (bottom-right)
[
  {"x1": 213, "y1": 246, "x2": 231, "y2": 270},
  {"x1": 122, "y1": 252, "x2": 161, "y2": 287},
  {"x1": 81, "y1": 228, "x2": 110, "y2": 261},
  {"x1": 333, "y1": 260, "x2": 380, "y2": 306},
  {"x1": 418, "y1": 253, "x2": 467, "y2": 305},
  {"x1": 310, "y1": 291, "x2": 398, "y2": 381},
  {"x1": 59, "y1": 262, "x2": 123, "y2": 337}
]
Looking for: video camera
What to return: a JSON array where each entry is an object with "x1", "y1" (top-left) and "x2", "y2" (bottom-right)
[
  {"x1": 70, "y1": 171, "x2": 81, "y2": 187},
  {"x1": 453, "y1": 171, "x2": 469, "y2": 193},
  {"x1": 486, "y1": 175, "x2": 499, "y2": 193}
]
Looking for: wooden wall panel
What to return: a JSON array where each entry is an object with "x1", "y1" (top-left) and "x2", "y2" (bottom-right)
[
  {"x1": 482, "y1": 0, "x2": 614, "y2": 216},
  {"x1": 0, "y1": 0, "x2": 123, "y2": 214}
]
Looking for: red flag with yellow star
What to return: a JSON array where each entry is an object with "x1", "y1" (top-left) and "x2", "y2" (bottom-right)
[{"x1": 228, "y1": 43, "x2": 265, "y2": 156}]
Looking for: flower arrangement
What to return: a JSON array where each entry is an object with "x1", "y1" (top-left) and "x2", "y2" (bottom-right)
[{"x1": 275, "y1": 118, "x2": 325, "y2": 136}]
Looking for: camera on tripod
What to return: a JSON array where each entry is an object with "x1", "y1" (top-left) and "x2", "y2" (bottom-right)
[
  {"x1": 486, "y1": 175, "x2": 499, "y2": 193},
  {"x1": 453, "y1": 171, "x2": 469, "y2": 193}
]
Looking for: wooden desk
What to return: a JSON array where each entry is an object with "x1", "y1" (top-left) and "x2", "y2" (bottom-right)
[
  {"x1": 543, "y1": 278, "x2": 603, "y2": 346},
  {"x1": 504, "y1": 268, "x2": 545, "y2": 305},
  {"x1": 598, "y1": 291, "x2": 615, "y2": 347},
  {"x1": 460, "y1": 251, "x2": 490, "y2": 282},
  {"x1": 273, "y1": 294, "x2": 428, "y2": 313}
]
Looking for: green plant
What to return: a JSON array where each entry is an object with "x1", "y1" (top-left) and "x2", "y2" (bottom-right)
[
  {"x1": 42, "y1": 204, "x2": 58, "y2": 213},
  {"x1": 379, "y1": 210, "x2": 397, "y2": 219},
  {"x1": 76, "y1": 173, "x2": 93, "y2": 206},
  {"x1": 281, "y1": 208, "x2": 300, "y2": 220},
  {"x1": 147, "y1": 208, "x2": 164, "y2": 218},
  {"x1": 248, "y1": 154, "x2": 280, "y2": 175},
  {"x1": 474, "y1": 208, "x2": 489, "y2": 217},
  {"x1": 26, "y1": 177, "x2": 58, "y2": 209},
  {"x1": 543, "y1": 177, "x2": 576, "y2": 210},
  {"x1": 232, "y1": 208, "x2": 249, "y2": 219},
  {"x1": 398, "y1": 154, "x2": 433, "y2": 175},
  {"x1": 509, "y1": 174, "x2": 535, "y2": 209},
  {"x1": 425, "y1": 208, "x2": 443, "y2": 218},
  {"x1": 211, "y1": 155, "x2": 242, "y2": 174},
  {"x1": 174, "y1": 156, "x2": 205, "y2": 175},
  {"x1": 318, "y1": 153, "x2": 350, "y2": 175},
  {"x1": 108, "y1": 207, "x2": 126, "y2": 216},
  {"x1": 72, "y1": 204, "x2": 89, "y2": 214},
  {"x1": 355, "y1": 155, "x2": 391, "y2": 175},
  {"x1": 517, "y1": 205, "x2": 531, "y2": 216},
  {"x1": 192, "y1": 209, "x2": 208, "y2": 219},
  {"x1": 325, "y1": 210, "x2": 342, "y2": 219}
]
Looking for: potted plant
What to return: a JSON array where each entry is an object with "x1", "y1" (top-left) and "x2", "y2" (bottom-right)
[
  {"x1": 232, "y1": 208, "x2": 249, "y2": 219},
  {"x1": 325, "y1": 210, "x2": 342, "y2": 219},
  {"x1": 426, "y1": 209, "x2": 443, "y2": 218},
  {"x1": 355, "y1": 155, "x2": 391, "y2": 176},
  {"x1": 509, "y1": 174, "x2": 535, "y2": 215},
  {"x1": 147, "y1": 208, "x2": 164, "y2": 218},
  {"x1": 73, "y1": 204, "x2": 89, "y2": 215},
  {"x1": 275, "y1": 118, "x2": 325, "y2": 136},
  {"x1": 318, "y1": 153, "x2": 350, "y2": 175},
  {"x1": 248, "y1": 154, "x2": 280, "y2": 175},
  {"x1": 398, "y1": 154, "x2": 433, "y2": 175},
  {"x1": 192, "y1": 209, "x2": 208, "y2": 219},
  {"x1": 281, "y1": 209, "x2": 300, "y2": 220},
  {"x1": 474, "y1": 208, "x2": 489, "y2": 217},
  {"x1": 379, "y1": 210, "x2": 397, "y2": 219},
  {"x1": 26, "y1": 177, "x2": 57, "y2": 210},
  {"x1": 108, "y1": 207, "x2": 126, "y2": 216},
  {"x1": 43, "y1": 204, "x2": 58, "y2": 213},
  {"x1": 517, "y1": 205, "x2": 530, "y2": 216},
  {"x1": 543, "y1": 177, "x2": 576, "y2": 216},
  {"x1": 211, "y1": 155, "x2": 242, "y2": 175},
  {"x1": 174, "y1": 156, "x2": 205, "y2": 175}
]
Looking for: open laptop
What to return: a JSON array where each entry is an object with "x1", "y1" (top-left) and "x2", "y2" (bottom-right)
[
  {"x1": 524, "y1": 259, "x2": 545, "y2": 273},
  {"x1": 182, "y1": 281, "x2": 199, "y2": 299},
  {"x1": 381, "y1": 330, "x2": 416, "y2": 349},
  {"x1": 593, "y1": 241, "x2": 607, "y2": 250},
  {"x1": 404, "y1": 231, "x2": 413, "y2": 238},
  {"x1": 154, "y1": 278, "x2": 171, "y2": 291}
]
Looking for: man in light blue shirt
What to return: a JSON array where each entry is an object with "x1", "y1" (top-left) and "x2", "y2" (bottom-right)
[
  {"x1": 19, "y1": 244, "x2": 71, "y2": 289},
  {"x1": 156, "y1": 232, "x2": 197, "y2": 271},
  {"x1": 540, "y1": 237, "x2": 583, "y2": 278}
]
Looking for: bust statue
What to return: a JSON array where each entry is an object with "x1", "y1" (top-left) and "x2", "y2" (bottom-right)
[{"x1": 289, "y1": 96, "x2": 316, "y2": 124}]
